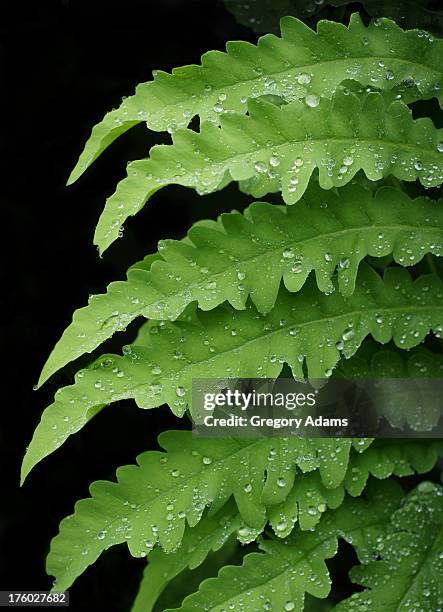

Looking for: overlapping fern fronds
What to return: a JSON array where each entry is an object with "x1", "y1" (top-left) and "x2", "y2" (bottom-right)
[
  {"x1": 25, "y1": 8, "x2": 443, "y2": 610},
  {"x1": 23, "y1": 264, "x2": 443, "y2": 482},
  {"x1": 94, "y1": 91, "x2": 443, "y2": 253},
  {"x1": 37, "y1": 183, "x2": 443, "y2": 387},
  {"x1": 47, "y1": 439, "x2": 443, "y2": 592},
  {"x1": 69, "y1": 13, "x2": 443, "y2": 186}
]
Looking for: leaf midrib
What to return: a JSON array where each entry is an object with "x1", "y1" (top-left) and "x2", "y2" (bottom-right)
[
  {"x1": 145, "y1": 221, "x2": 440, "y2": 309},
  {"x1": 155, "y1": 137, "x2": 443, "y2": 183},
  {"x1": 97, "y1": 220, "x2": 441, "y2": 332},
  {"x1": 128, "y1": 303, "x2": 442, "y2": 395}
]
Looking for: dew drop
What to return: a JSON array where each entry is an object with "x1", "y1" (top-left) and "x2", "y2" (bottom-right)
[
  {"x1": 238, "y1": 526, "x2": 251, "y2": 538},
  {"x1": 269, "y1": 155, "x2": 280, "y2": 167},
  {"x1": 297, "y1": 73, "x2": 311, "y2": 85},
  {"x1": 282, "y1": 247, "x2": 295, "y2": 259},
  {"x1": 254, "y1": 161, "x2": 267, "y2": 173},
  {"x1": 305, "y1": 94, "x2": 320, "y2": 108}
]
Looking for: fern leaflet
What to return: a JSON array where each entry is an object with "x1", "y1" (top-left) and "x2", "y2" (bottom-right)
[
  {"x1": 168, "y1": 480, "x2": 404, "y2": 611},
  {"x1": 38, "y1": 183, "x2": 443, "y2": 387},
  {"x1": 68, "y1": 14, "x2": 443, "y2": 187},
  {"x1": 268, "y1": 439, "x2": 443, "y2": 536},
  {"x1": 94, "y1": 91, "x2": 443, "y2": 253},
  {"x1": 46, "y1": 431, "x2": 371, "y2": 590},
  {"x1": 131, "y1": 500, "x2": 241, "y2": 612},
  {"x1": 22, "y1": 265, "x2": 443, "y2": 482},
  {"x1": 335, "y1": 481, "x2": 443, "y2": 611}
]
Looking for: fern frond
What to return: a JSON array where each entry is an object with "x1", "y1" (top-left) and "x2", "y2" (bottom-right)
[
  {"x1": 167, "y1": 480, "x2": 404, "y2": 612},
  {"x1": 38, "y1": 183, "x2": 443, "y2": 387},
  {"x1": 335, "y1": 481, "x2": 443, "y2": 611},
  {"x1": 46, "y1": 431, "x2": 369, "y2": 591},
  {"x1": 46, "y1": 436, "x2": 443, "y2": 592},
  {"x1": 268, "y1": 439, "x2": 443, "y2": 537},
  {"x1": 94, "y1": 91, "x2": 443, "y2": 253},
  {"x1": 131, "y1": 500, "x2": 241, "y2": 612},
  {"x1": 22, "y1": 265, "x2": 443, "y2": 482},
  {"x1": 68, "y1": 14, "x2": 443, "y2": 186}
]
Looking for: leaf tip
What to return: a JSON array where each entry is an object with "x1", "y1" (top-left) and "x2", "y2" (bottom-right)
[
  {"x1": 20, "y1": 459, "x2": 31, "y2": 486},
  {"x1": 66, "y1": 164, "x2": 83, "y2": 186}
]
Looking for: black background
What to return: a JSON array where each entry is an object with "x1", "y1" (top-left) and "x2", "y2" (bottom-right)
[
  {"x1": 1, "y1": 2, "x2": 259, "y2": 610},
  {"x1": 3, "y1": 2, "x2": 256, "y2": 610},
  {"x1": 1, "y1": 1, "x2": 439, "y2": 611}
]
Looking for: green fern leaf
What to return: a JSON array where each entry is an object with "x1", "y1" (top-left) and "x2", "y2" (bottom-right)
[
  {"x1": 46, "y1": 438, "x2": 443, "y2": 592},
  {"x1": 131, "y1": 500, "x2": 241, "y2": 612},
  {"x1": 168, "y1": 480, "x2": 404, "y2": 612},
  {"x1": 38, "y1": 183, "x2": 443, "y2": 387},
  {"x1": 335, "y1": 481, "x2": 443, "y2": 611},
  {"x1": 268, "y1": 439, "x2": 443, "y2": 537},
  {"x1": 46, "y1": 432, "x2": 369, "y2": 591},
  {"x1": 22, "y1": 265, "x2": 443, "y2": 482},
  {"x1": 68, "y1": 14, "x2": 443, "y2": 186},
  {"x1": 134, "y1": 539, "x2": 240, "y2": 612},
  {"x1": 94, "y1": 91, "x2": 443, "y2": 253}
]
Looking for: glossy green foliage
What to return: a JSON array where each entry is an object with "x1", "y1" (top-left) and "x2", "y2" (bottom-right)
[
  {"x1": 172, "y1": 481, "x2": 400, "y2": 611},
  {"x1": 268, "y1": 439, "x2": 443, "y2": 536},
  {"x1": 47, "y1": 431, "x2": 370, "y2": 590},
  {"x1": 38, "y1": 183, "x2": 443, "y2": 387},
  {"x1": 94, "y1": 91, "x2": 443, "y2": 252},
  {"x1": 27, "y1": 11, "x2": 443, "y2": 610},
  {"x1": 336, "y1": 481, "x2": 443, "y2": 610},
  {"x1": 23, "y1": 265, "x2": 443, "y2": 482},
  {"x1": 130, "y1": 501, "x2": 241, "y2": 612},
  {"x1": 68, "y1": 14, "x2": 443, "y2": 186},
  {"x1": 47, "y1": 437, "x2": 443, "y2": 594}
]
